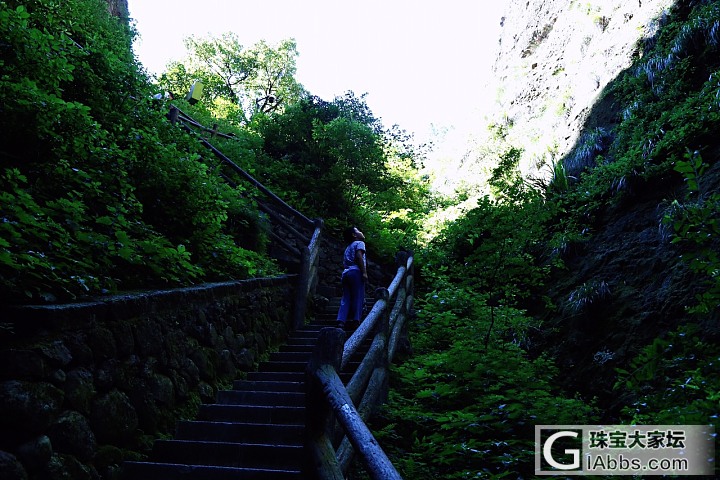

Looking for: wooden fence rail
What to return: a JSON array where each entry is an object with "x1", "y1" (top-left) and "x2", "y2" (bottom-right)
[
  {"x1": 307, "y1": 252, "x2": 414, "y2": 480},
  {"x1": 170, "y1": 106, "x2": 322, "y2": 328},
  {"x1": 168, "y1": 106, "x2": 412, "y2": 477}
]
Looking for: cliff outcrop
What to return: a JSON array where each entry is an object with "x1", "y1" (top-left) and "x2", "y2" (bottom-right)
[{"x1": 491, "y1": 0, "x2": 674, "y2": 176}]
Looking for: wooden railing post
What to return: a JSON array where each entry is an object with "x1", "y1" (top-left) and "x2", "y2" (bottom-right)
[
  {"x1": 294, "y1": 246, "x2": 311, "y2": 330},
  {"x1": 398, "y1": 254, "x2": 415, "y2": 360},
  {"x1": 376, "y1": 287, "x2": 391, "y2": 402},
  {"x1": 294, "y1": 218, "x2": 323, "y2": 330},
  {"x1": 308, "y1": 218, "x2": 324, "y2": 294},
  {"x1": 306, "y1": 328, "x2": 346, "y2": 480},
  {"x1": 166, "y1": 105, "x2": 179, "y2": 125}
]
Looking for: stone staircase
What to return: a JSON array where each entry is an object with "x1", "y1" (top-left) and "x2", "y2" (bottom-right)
[{"x1": 121, "y1": 297, "x2": 372, "y2": 479}]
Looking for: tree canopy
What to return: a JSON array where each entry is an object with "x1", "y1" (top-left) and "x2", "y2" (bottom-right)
[{"x1": 159, "y1": 33, "x2": 305, "y2": 123}]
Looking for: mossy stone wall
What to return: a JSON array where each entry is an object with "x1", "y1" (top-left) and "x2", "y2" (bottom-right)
[{"x1": 0, "y1": 275, "x2": 297, "y2": 480}]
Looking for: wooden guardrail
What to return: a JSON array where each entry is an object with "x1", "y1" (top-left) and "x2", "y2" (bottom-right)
[
  {"x1": 168, "y1": 107, "x2": 413, "y2": 477},
  {"x1": 306, "y1": 251, "x2": 414, "y2": 480},
  {"x1": 169, "y1": 106, "x2": 323, "y2": 329},
  {"x1": 295, "y1": 218, "x2": 323, "y2": 329}
]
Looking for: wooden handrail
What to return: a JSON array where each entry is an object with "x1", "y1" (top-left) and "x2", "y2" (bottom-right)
[
  {"x1": 336, "y1": 366, "x2": 387, "y2": 472},
  {"x1": 169, "y1": 106, "x2": 413, "y2": 477},
  {"x1": 171, "y1": 106, "x2": 314, "y2": 229},
  {"x1": 341, "y1": 294, "x2": 387, "y2": 370},
  {"x1": 312, "y1": 363, "x2": 401, "y2": 480},
  {"x1": 345, "y1": 333, "x2": 385, "y2": 404},
  {"x1": 307, "y1": 252, "x2": 414, "y2": 480},
  {"x1": 169, "y1": 106, "x2": 324, "y2": 328},
  {"x1": 176, "y1": 112, "x2": 237, "y2": 139},
  {"x1": 386, "y1": 265, "x2": 407, "y2": 298}
]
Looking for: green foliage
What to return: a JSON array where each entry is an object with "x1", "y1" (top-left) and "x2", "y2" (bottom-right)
[
  {"x1": 614, "y1": 324, "x2": 720, "y2": 428},
  {"x1": 252, "y1": 92, "x2": 431, "y2": 257},
  {"x1": 161, "y1": 32, "x2": 434, "y2": 257},
  {"x1": 546, "y1": 159, "x2": 570, "y2": 195},
  {"x1": 373, "y1": 149, "x2": 597, "y2": 478},
  {"x1": 376, "y1": 273, "x2": 596, "y2": 478},
  {"x1": 565, "y1": 280, "x2": 611, "y2": 314},
  {"x1": 563, "y1": 127, "x2": 613, "y2": 179},
  {"x1": 662, "y1": 150, "x2": 720, "y2": 315},
  {"x1": 427, "y1": 149, "x2": 555, "y2": 309},
  {"x1": 0, "y1": 0, "x2": 278, "y2": 302},
  {"x1": 158, "y1": 33, "x2": 304, "y2": 123}
]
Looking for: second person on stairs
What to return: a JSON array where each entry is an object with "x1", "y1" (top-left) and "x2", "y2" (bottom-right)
[{"x1": 337, "y1": 226, "x2": 367, "y2": 331}]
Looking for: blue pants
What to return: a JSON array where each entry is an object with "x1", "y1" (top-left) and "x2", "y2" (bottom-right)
[{"x1": 337, "y1": 269, "x2": 365, "y2": 322}]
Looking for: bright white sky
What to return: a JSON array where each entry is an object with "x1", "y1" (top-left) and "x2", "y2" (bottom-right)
[{"x1": 128, "y1": 0, "x2": 508, "y2": 144}]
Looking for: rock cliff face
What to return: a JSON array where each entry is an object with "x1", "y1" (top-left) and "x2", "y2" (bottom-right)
[
  {"x1": 489, "y1": 0, "x2": 720, "y2": 415},
  {"x1": 490, "y1": 0, "x2": 674, "y2": 176}
]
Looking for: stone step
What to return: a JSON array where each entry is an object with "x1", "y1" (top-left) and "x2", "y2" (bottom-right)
[
  {"x1": 278, "y1": 344, "x2": 314, "y2": 353},
  {"x1": 151, "y1": 439, "x2": 303, "y2": 470},
  {"x1": 288, "y1": 329, "x2": 320, "y2": 339},
  {"x1": 231, "y1": 380, "x2": 304, "y2": 392},
  {"x1": 284, "y1": 337, "x2": 316, "y2": 346},
  {"x1": 294, "y1": 324, "x2": 323, "y2": 332},
  {"x1": 257, "y1": 361, "x2": 307, "y2": 373},
  {"x1": 269, "y1": 351, "x2": 311, "y2": 362},
  {"x1": 325, "y1": 298, "x2": 375, "y2": 307},
  {"x1": 315, "y1": 317, "x2": 336, "y2": 323},
  {"x1": 197, "y1": 405, "x2": 305, "y2": 425},
  {"x1": 175, "y1": 420, "x2": 303, "y2": 444},
  {"x1": 311, "y1": 318, "x2": 340, "y2": 325},
  {"x1": 122, "y1": 461, "x2": 302, "y2": 480},
  {"x1": 120, "y1": 294, "x2": 398, "y2": 479},
  {"x1": 215, "y1": 390, "x2": 304, "y2": 407},
  {"x1": 246, "y1": 371, "x2": 305, "y2": 382},
  {"x1": 246, "y1": 370, "x2": 352, "y2": 384}
]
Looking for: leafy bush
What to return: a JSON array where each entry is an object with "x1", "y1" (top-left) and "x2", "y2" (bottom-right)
[
  {"x1": 563, "y1": 127, "x2": 613, "y2": 178},
  {"x1": 615, "y1": 324, "x2": 720, "y2": 429},
  {"x1": 0, "y1": 0, "x2": 277, "y2": 302},
  {"x1": 376, "y1": 276, "x2": 597, "y2": 478},
  {"x1": 250, "y1": 92, "x2": 432, "y2": 257},
  {"x1": 565, "y1": 280, "x2": 611, "y2": 314},
  {"x1": 371, "y1": 146, "x2": 597, "y2": 478},
  {"x1": 662, "y1": 150, "x2": 720, "y2": 315}
]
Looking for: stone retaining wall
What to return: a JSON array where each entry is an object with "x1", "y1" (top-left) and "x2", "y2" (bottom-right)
[{"x1": 0, "y1": 275, "x2": 297, "y2": 480}]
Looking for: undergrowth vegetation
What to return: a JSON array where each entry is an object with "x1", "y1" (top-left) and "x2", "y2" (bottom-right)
[
  {"x1": 372, "y1": 149, "x2": 599, "y2": 479},
  {"x1": 372, "y1": 1, "x2": 720, "y2": 477}
]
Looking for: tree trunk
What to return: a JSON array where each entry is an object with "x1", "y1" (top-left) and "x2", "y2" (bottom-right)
[{"x1": 106, "y1": 0, "x2": 129, "y2": 19}]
